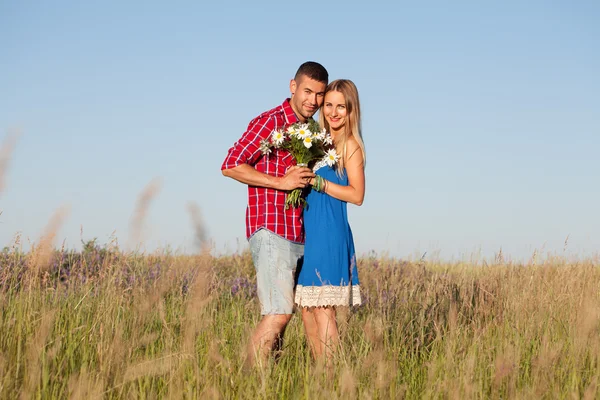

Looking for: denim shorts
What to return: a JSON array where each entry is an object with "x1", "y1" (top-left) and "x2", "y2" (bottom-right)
[{"x1": 249, "y1": 229, "x2": 304, "y2": 315}]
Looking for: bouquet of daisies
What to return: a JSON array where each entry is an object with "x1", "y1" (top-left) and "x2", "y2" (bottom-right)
[{"x1": 260, "y1": 118, "x2": 340, "y2": 208}]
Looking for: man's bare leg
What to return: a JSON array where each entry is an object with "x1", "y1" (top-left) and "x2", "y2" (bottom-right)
[{"x1": 247, "y1": 314, "x2": 292, "y2": 366}]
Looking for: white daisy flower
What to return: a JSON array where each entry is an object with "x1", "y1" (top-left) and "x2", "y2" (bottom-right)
[
  {"x1": 271, "y1": 129, "x2": 285, "y2": 147},
  {"x1": 314, "y1": 128, "x2": 326, "y2": 141},
  {"x1": 324, "y1": 134, "x2": 333, "y2": 145},
  {"x1": 302, "y1": 136, "x2": 313, "y2": 149},
  {"x1": 287, "y1": 126, "x2": 297, "y2": 136},
  {"x1": 326, "y1": 148, "x2": 340, "y2": 166},
  {"x1": 296, "y1": 124, "x2": 311, "y2": 139},
  {"x1": 260, "y1": 139, "x2": 272, "y2": 155}
]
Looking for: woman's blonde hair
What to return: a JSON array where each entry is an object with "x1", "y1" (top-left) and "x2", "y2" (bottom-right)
[{"x1": 318, "y1": 79, "x2": 366, "y2": 172}]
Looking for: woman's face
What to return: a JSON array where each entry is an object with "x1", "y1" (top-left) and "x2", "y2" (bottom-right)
[{"x1": 323, "y1": 90, "x2": 347, "y2": 132}]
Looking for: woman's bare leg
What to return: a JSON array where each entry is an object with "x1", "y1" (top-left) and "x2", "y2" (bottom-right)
[
  {"x1": 314, "y1": 307, "x2": 338, "y2": 363},
  {"x1": 301, "y1": 308, "x2": 321, "y2": 359}
]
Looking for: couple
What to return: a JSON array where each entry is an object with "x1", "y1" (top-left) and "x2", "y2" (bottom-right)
[{"x1": 221, "y1": 61, "x2": 366, "y2": 364}]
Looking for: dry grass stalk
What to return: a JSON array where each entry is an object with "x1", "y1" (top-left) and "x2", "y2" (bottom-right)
[
  {"x1": 123, "y1": 354, "x2": 178, "y2": 383},
  {"x1": 129, "y1": 177, "x2": 162, "y2": 248},
  {"x1": 208, "y1": 342, "x2": 227, "y2": 368},
  {"x1": 30, "y1": 205, "x2": 70, "y2": 275},
  {"x1": 576, "y1": 291, "x2": 599, "y2": 348},
  {"x1": 96, "y1": 323, "x2": 128, "y2": 394},
  {"x1": 187, "y1": 201, "x2": 209, "y2": 253},
  {"x1": 199, "y1": 386, "x2": 221, "y2": 399},
  {"x1": 68, "y1": 367, "x2": 105, "y2": 400},
  {"x1": 180, "y1": 203, "x2": 213, "y2": 354},
  {"x1": 137, "y1": 332, "x2": 160, "y2": 348},
  {"x1": 339, "y1": 367, "x2": 357, "y2": 398},
  {"x1": 21, "y1": 309, "x2": 57, "y2": 399},
  {"x1": 169, "y1": 205, "x2": 214, "y2": 398},
  {"x1": 0, "y1": 131, "x2": 19, "y2": 196},
  {"x1": 493, "y1": 349, "x2": 516, "y2": 388},
  {"x1": 583, "y1": 376, "x2": 598, "y2": 400},
  {"x1": 181, "y1": 253, "x2": 212, "y2": 355},
  {"x1": 363, "y1": 316, "x2": 385, "y2": 348}
]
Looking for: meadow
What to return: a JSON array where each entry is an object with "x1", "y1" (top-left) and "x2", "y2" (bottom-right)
[{"x1": 1, "y1": 237, "x2": 599, "y2": 399}]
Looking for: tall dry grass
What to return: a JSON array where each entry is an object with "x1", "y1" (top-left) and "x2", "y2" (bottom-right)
[
  {"x1": 1, "y1": 242, "x2": 599, "y2": 399},
  {"x1": 1, "y1": 134, "x2": 599, "y2": 398}
]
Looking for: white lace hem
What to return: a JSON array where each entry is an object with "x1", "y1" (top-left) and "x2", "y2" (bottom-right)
[
  {"x1": 295, "y1": 284, "x2": 362, "y2": 307},
  {"x1": 312, "y1": 156, "x2": 329, "y2": 172}
]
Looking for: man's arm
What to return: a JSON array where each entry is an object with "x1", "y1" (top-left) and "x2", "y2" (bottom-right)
[
  {"x1": 222, "y1": 164, "x2": 314, "y2": 191},
  {"x1": 221, "y1": 113, "x2": 314, "y2": 190}
]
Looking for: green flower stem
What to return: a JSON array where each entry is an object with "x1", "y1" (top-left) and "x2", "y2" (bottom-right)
[{"x1": 285, "y1": 188, "x2": 306, "y2": 209}]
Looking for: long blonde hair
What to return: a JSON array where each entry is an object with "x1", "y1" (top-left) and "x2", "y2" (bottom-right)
[{"x1": 318, "y1": 79, "x2": 366, "y2": 172}]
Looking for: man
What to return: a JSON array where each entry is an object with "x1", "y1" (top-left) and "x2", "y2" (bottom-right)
[{"x1": 221, "y1": 61, "x2": 328, "y2": 364}]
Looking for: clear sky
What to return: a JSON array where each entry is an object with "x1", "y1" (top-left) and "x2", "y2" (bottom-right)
[{"x1": 1, "y1": 1, "x2": 599, "y2": 262}]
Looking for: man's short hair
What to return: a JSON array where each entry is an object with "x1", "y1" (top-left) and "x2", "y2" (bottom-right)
[{"x1": 294, "y1": 61, "x2": 328, "y2": 84}]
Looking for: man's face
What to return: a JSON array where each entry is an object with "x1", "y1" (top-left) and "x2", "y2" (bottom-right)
[{"x1": 289, "y1": 76, "x2": 326, "y2": 122}]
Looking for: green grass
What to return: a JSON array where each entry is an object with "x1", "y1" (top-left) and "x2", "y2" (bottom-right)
[{"x1": 1, "y1": 246, "x2": 599, "y2": 399}]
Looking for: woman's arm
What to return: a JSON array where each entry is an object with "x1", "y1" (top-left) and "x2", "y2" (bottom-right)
[{"x1": 314, "y1": 138, "x2": 365, "y2": 206}]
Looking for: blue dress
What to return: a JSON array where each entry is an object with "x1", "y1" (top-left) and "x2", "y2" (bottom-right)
[{"x1": 294, "y1": 162, "x2": 361, "y2": 307}]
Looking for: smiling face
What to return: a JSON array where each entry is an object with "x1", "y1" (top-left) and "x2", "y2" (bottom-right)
[
  {"x1": 289, "y1": 75, "x2": 326, "y2": 122},
  {"x1": 322, "y1": 90, "x2": 347, "y2": 134}
]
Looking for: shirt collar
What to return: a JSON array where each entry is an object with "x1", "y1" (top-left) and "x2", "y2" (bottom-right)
[{"x1": 282, "y1": 98, "x2": 299, "y2": 125}]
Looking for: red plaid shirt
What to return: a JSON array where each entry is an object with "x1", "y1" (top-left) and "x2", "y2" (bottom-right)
[{"x1": 221, "y1": 99, "x2": 304, "y2": 244}]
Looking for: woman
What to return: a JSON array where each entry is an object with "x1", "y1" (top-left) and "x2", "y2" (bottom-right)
[{"x1": 294, "y1": 79, "x2": 366, "y2": 361}]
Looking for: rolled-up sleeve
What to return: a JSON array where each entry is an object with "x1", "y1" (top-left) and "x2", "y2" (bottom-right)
[{"x1": 221, "y1": 115, "x2": 275, "y2": 170}]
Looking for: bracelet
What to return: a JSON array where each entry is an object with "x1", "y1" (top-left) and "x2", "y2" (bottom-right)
[{"x1": 313, "y1": 175, "x2": 327, "y2": 193}]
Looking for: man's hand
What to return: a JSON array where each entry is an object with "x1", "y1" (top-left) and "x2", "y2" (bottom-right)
[
  {"x1": 278, "y1": 166, "x2": 315, "y2": 191},
  {"x1": 222, "y1": 163, "x2": 315, "y2": 191}
]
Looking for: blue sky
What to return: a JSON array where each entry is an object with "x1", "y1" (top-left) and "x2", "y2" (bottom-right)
[{"x1": 1, "y1": 1, "x2": 599, "y2": 261}]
